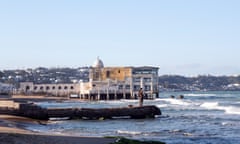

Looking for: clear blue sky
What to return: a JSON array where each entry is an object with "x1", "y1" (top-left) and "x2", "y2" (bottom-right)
[{"x1": 0, "y1": 0, "x2": 239, "y2": 76}]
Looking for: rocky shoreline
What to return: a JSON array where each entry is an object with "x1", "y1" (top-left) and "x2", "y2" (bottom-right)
[{"x1": 0, "y1": 95, "x2": 165, "y2": 144}]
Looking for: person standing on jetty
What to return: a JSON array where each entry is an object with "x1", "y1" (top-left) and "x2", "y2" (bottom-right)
[{"x1": 138, "y1": 88, "x2": 144, "y2": 107}]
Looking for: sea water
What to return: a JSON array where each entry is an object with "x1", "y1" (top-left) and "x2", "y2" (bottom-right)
[{"x1": 27, "y1": 91, "x2": 240, "y2": 144}]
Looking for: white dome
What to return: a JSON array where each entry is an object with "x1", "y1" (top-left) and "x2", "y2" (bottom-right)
[{"x1": 93, "y1": 57, "x2": 104, "y2": 68}]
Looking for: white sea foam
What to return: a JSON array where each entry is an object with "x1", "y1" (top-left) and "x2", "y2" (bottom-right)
[
  {"x1": 159, "y1": 98, "x2": 192, "y2": 106},
  {"x1": 154, "y1": 98, "x2": 165, "y2": 101},
  {"x1": 200, "y1": 102, "x2": 240, "y2": 115},
  {"x1": 183, "y1": 133, "x2": 194, "y2": 136},
  {"x1": 224, "y1": 106, "x2": 240, "y2": 115},
  {"x1": 120, "y1": 99, "x2": 138, "y2": 103},
  {"x1": 49, "y1": 117, "x2": 70, "y2": 121},
  {"x1": 221, "y1": 122, "x2": 237, "y2": 126},
  {"x1": 184, "y1": 93, "x2": 217, "y2": 97},
  {"x1": 103, "y1": 100, "x2": 125, "y2": 104},
  {"x1": 156, "y1": 104, "x2": 168, "y2": 108},
  {"x1": 222, "y1": 122, "x2": 229, "y2": 126},
  {"x1": 117, "y1": 130, "x2": 142, "y2": 135},
  {"x1": 101, "y1": 99, "x2": 138, "y2": 106},
  {"x1": 200, "y1": 102, "x2": 219, "y2": 109}
]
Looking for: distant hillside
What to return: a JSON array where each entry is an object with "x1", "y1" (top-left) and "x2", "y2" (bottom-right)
[
  {"x1": 159, "y1": 75, "x2": 240, "y2": 91},
  {"x1": 0, "y1": 67, "x2": 90, "y2": 87},
  {"x1": 1, "y1": 68, "x2": 240, "y2": 91}
]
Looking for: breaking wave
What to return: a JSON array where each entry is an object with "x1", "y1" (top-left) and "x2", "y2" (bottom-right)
[
  {"x1": 159, "y1": 98, "x2": 193, "y2": 106},
  {"x1": 200, "y1": 102, "x2": 219, "y2": 109},
  {"x1": 200, "y1": 102, "x2": 240, "y2": 115},
  {"x1": 117, "y1": 130, "x2": 142, "y2": 135},
  {"x1": 184, "y1": 93, "x2": 217, "y2": 97},
  {"x1": 156, "y1": 104, "x2": 168, "y2": 108}
]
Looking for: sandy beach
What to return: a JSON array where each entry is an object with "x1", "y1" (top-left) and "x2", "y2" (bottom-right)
[
  {"x1": 0, "y1": 115, "x2": 116, "y2": 144},
  {"x1": 0, "y1": 95, "x2": 117, "y2": 144},
  {"x1": 0, "y1": 132, "x2": 116, "y2": 144},
  {"x1": 0, "y1": 95, "x2": 166, "y2": 144}
]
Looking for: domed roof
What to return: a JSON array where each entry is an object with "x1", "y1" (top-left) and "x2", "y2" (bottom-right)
[{"x1": 93, "y1": 57, "x2": 104, "y2": 68}]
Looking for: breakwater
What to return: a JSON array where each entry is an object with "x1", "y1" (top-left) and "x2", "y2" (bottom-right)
[{"x1": 0, "y1": 100, "x2": 161, "y2": 120}]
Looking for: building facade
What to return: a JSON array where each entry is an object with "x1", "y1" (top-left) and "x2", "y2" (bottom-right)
[
  {"x1": 19, "y1": 58, "x2": 159, "y2": 100},
  {"x1": 79, "y1": 58, "x2": 159, "y2": 100},
  {"x1": 19, "y1": 82, "x2": 80, "y2": 96}
]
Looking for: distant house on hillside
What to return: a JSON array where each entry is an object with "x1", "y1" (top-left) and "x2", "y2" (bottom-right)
[{"x1": 0, "y1": 82, "x2": 13, "y2": 95}]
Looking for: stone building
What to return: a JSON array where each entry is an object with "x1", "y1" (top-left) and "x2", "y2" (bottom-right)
[
  {"x1": 19, "y1": 58, "x2": 159, "y2": 100},
  {"x1": 79, "y1": 57, "x2": 159, "y2": 100},
  {"x1": 19, "y1": 82, "x2": 80, "y2": 96}
]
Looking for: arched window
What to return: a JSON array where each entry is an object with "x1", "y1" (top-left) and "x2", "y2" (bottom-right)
[
  {"x1": 25, "y1": 86, "x2": 30, "y2": 91},
  {"x1": 106, "y1": 71, "x2": 110, "y2": 78},
  {"x1": 26, "y1": 86, "x2": 30, "y2": 90}
]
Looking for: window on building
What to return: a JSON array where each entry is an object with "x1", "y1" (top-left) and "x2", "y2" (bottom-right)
[
  {"x1": 70, "y1": 86, "x2": 74, "y2": 90},
  {"x1": 46, "y1": 86, "x2": 50, "y2": 90},
  {"x1": 134, "y1": 85, "x2": 140, "y2": 91},
  {"x1": 95, "y1": 71, "x2": 99, "y2": 80},
  {"x1": 119, "y1": 85, "x2": 123, "y2": 89},
  {"x1": 58, "y1": 86, "x2": 62, "y2": 90},
  {"x1": 64, "y1": 86, "x2": 68, "y2": 90},
  {"x1": 34, "y1": 86, "x2": 38, "y2": 90},
  {"x1": 153, "y1": 86, "x2": 158, "y2": 91},
  {"x1": 52, "y1": 86, "x2": 55, "y2": 90},
  {"x1": 106, "y1": 71, "x2": 110, "y2": 78},
  {"x1": 133, "y1": 69, "x2": 155, "y2": 75},
  {"x1": 144, "y1": 78, "x2": 151, "y2": 82},
  {"x1": 118, "y1": 70, "x2": 121, "y2": 73},
  {"x1": 25, "y1": 86, "x2": 30, "y2": 91},
  {"x1": 144, "y1": 85, "x2": 151, "y2": 91},
  {"x1": 40, "y1": 86, "x2": 43, "y2": 90},
  {"x1": 133, "y1": 77, "x2": 141, "y2": 82},
  {"x1": 125, "y1": 85, "x2": 130, "y2": 89}
]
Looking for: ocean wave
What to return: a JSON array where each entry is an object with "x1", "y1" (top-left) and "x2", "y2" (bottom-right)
[
  {"x1": 184, "y1": 93, "x2": 217, "y2": 97},
  {"x1": 200, "y1": 102, "x2": 240, "y2": 115},
  {"x1": 222, "y1": 122, "x2": 235, "y2": 126},
  {"x1": 224, "y1": 106, "x2": 240, "y2": 115},
  {"x1": 169, "y1": 129, "x2": 184, "y2": 133},
  {"x1": 200, "y1": 102, "x2": 219, "y2": 109},
  {"x1": 156, "y1": 104, "x2": 168, "y2": 108},
  {"x1": 117, "y1": 130, "x2": 142, "y2": 135},
  {"x1": 102, "y1": 100, "x2": 125, "y2": 104},
  {"x1": 119, "y1": 99, "x2": 138, "y2": 103},
  {"x1": 49, "y1": 117, "x2": 70, "y2": 121},
  {"x1": 159, "y1": 98, "x2": 193, "y2": 106}
]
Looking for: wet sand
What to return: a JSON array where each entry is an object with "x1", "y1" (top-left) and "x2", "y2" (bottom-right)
[
  {"x1": 0, "y1": 115, "x2": 116, "y2": 144},
  {"x1": 0, "y1": 95, "x2": 117, "y2": 144},
  {"x1": 0, "y1": 132, "x2": 116, "y2": 144}
]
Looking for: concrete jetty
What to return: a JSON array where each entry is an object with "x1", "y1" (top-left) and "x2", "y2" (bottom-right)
[{"x1": 0, "y1": 100, "x2": 161, "y2": 120}]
